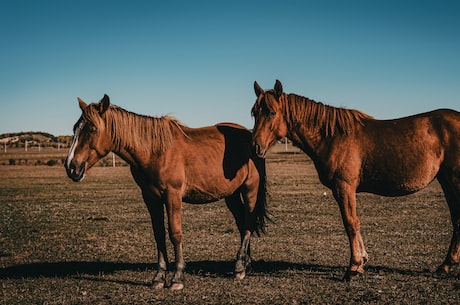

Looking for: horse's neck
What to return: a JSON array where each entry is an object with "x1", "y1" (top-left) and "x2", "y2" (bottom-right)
[
  {"x1": 112, "y1": 120, "x2": 184, "y2": 168},
  {"x1": 108, "y1": 135, "x2": 145, "y2": 167},
  {"x1": 288, "y1": 126, "x2": 324, "y2": 158},
  {"x1": 285, "y1": 110, "x2": 334, "y2": 163}
]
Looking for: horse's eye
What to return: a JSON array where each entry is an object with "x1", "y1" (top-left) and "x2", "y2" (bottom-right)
[
  {"x1": 252, "y1": 107, "x2": 261, "y2": 117},
  {"x1": 87, "y1": 125, "x2": 97, "y2": 134},
  {"x1": 269, "y1": 111, "x2": 276, "y2": 117}
]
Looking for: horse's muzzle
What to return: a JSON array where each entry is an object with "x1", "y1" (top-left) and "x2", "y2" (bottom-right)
[
  {"x1": 65, "y1": 160, "x2": 86, "y2": 182},
  {"x1": 253, "y1": 143, "x2": 267, "y2": 158}
]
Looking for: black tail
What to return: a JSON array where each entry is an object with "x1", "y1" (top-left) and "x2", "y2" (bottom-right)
[{"x1": 253, "y1": 156, "x2": 271, "y2": 236}]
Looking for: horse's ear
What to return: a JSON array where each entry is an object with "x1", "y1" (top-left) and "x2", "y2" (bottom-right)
[
  {"x1": 254, "y1": 81, "x2": 264, "y2": 97},
  {"x1": 77, "y1": 97, "x2": 87, "y2": 111},
  {"x1": 274, "y1": 79, "x2": 283, "y2": 98},
  {"x1": 98, "y1": 94, "x2": 110, "y2": 115}
]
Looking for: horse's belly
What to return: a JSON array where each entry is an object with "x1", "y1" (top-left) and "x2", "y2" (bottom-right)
[
  {"x1": 357, "y1": 183, "x2": 420, "y2": 197},
  {"x1": 358, "y1": 175, "x2": 434, "y2": 197},
  {"x1": 359, "y1": 152, "x2": 440, "y2": 196},
  {"x1": 182, "y1": 190, "x2": 224, "y2": 204},
  {"x1": 182, "y1": 180, "x2": 241, "y2": 204}
]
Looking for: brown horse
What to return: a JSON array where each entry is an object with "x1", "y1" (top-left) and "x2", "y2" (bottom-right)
[
  {"x1": 251, "y1": 80, "x2": 460, "y2": 280},
  {"x1": 65, "y1": 94, "x2": 268, "y2": 290}
]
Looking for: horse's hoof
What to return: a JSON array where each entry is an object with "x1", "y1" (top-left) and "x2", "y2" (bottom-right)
[
  {"x1": 152, "y1": 281, "x2": 165, "y2": 289},
  {"x1": 436, "y1": 264, "x2": 450, "y2": 274},
  {"x1": 342, "y1": 269, "x2": 364, "y2": 282},
  {"x1": 169, "y1": 282, "x2": 184, "y2": 291},
  {"x1": 434, "y1": 265, "x2": 451, "y2": 278},
  {"x1": 235, "y1": 270, "x2": 246, "y2": 280}
]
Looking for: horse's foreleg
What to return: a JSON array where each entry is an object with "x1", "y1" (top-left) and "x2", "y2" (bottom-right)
[
  {"x1": 333, "y1": 183, "x2": 368, "y2": 281},
  {"x1": 165, "y1": 191, "x2": 185, "y2": 290},
  {"x1": 437, "y1": 172, "x2": 460, "y2": 274},
  {"x1": 144, "y1": 195, "x2": 168, "y2": 289}
]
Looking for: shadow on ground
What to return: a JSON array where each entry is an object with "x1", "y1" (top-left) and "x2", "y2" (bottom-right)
[{"x1": 0, "y1": 260, "x2": 442, "y2": 281}]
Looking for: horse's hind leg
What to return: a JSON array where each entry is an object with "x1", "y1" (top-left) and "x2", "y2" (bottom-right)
[
  {"x1": 225, "y1": 192, "x2": 252, "y2": 280},
  {"x1": 437, "y1": 169, "x2": 460, "y2": 274}
]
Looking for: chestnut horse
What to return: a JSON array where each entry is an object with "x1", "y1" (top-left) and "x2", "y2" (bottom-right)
[
  {"x1": 65, "y1": 94, "x2": 268, "y2": 290},
  {"x1": 251, "y1": 80, "x2": 460, "y2": 280}
]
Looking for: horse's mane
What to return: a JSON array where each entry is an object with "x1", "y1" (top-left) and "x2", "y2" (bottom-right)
[
  {"x1": 282, "y1": 93, "x2": 372, "y2": 136},
  {"x1": 83, "y1": 104, "x2": 185, "y2": 153}
]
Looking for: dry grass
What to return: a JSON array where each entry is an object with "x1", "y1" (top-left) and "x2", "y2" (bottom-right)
[{"x1": 1, "y1": 144, "x2": 460, "y2": 304}]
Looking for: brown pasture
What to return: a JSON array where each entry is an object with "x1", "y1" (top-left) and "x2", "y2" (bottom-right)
[{"x1": 1, "y1": 144, "x2": 459, "y2": 304}]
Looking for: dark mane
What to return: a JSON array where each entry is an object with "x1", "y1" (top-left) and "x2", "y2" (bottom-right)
[
  {"x1": 83, "y1": 104, "x2": 184, "y2": 153},
  {"x1": 282, "y1": 93, "x2": 373, "y2": 136}
]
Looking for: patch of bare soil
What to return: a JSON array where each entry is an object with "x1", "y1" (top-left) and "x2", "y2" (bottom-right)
[{"x1": 1, "y1": 147, "x2": 459, "y2": 304}]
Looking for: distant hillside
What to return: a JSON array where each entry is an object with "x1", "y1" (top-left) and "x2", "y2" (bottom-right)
[{"x1": 0, "y1": 132, "x2": 72, "y2": 148}]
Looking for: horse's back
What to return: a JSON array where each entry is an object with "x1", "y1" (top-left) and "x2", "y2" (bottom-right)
[
  {"x1": 431, "y1": 109, "x2": 460, "y2": 166},
  {"x1": 215, "y1": 122, "x2": 252, "y2": 143},
  {"x1": 418, "y1": 109, "x2": 460, "y2": 154},
  {"x1": 216, "y1": 122, "x2": 249, "y2": 130},
  {"x1": 431, "y1": 108, "x2": 460, "y2": 134},
  {"x1": 364, "y1": 108, "x2": 460, "y2": 138},
  {"x1": 182, "y1": 123, "x2": 252, "y2": 149},
  {"x1": 423, "y1": 108, "x2": 460, "y2": 129}
]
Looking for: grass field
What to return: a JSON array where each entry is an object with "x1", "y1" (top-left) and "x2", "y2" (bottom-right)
[{"x1": 1, "y1": 144, "x2": 460, "y2": 304}]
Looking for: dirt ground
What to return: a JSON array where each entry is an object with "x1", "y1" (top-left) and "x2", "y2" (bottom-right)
[{"x1": 1, "y1": 145, "x2": 459, "y2": 304}]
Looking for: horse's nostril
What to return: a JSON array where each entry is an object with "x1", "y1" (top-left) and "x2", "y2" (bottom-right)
[
  {"x1": 65, "y1": 162, "x2": 75, "y2": 173},
  {"x1": 66, "y1": 163, "x2": 85, "y2": 182},
  {"x1": 65, "y1": 159, "x2": 85, "y2": 181}
]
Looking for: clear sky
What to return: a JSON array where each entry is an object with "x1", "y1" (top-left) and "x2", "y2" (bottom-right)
[{"x1": 1, "y1": 0, "x2": 459, "y2": 136}]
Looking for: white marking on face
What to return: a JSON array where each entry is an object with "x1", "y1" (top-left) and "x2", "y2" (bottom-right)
[{"x1": 66, "y1": 118, "x2": 86, "y2": 168}]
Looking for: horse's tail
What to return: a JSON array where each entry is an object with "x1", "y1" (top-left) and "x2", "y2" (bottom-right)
[{"x1": 253, "y1": 156, "x2": 271, "y2": 236}]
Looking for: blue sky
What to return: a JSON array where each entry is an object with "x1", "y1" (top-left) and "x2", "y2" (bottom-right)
[{"x1": 0, "y1": 0, "x2": 459, "y2": 136}]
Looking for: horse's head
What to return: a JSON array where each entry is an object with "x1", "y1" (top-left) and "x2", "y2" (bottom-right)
[
  {"x1": 251, "y1": 80, "x2": 288, "y2": 158},
  {"x1": 65, "y1": 94, "x2": 113, "y2": 182}
]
